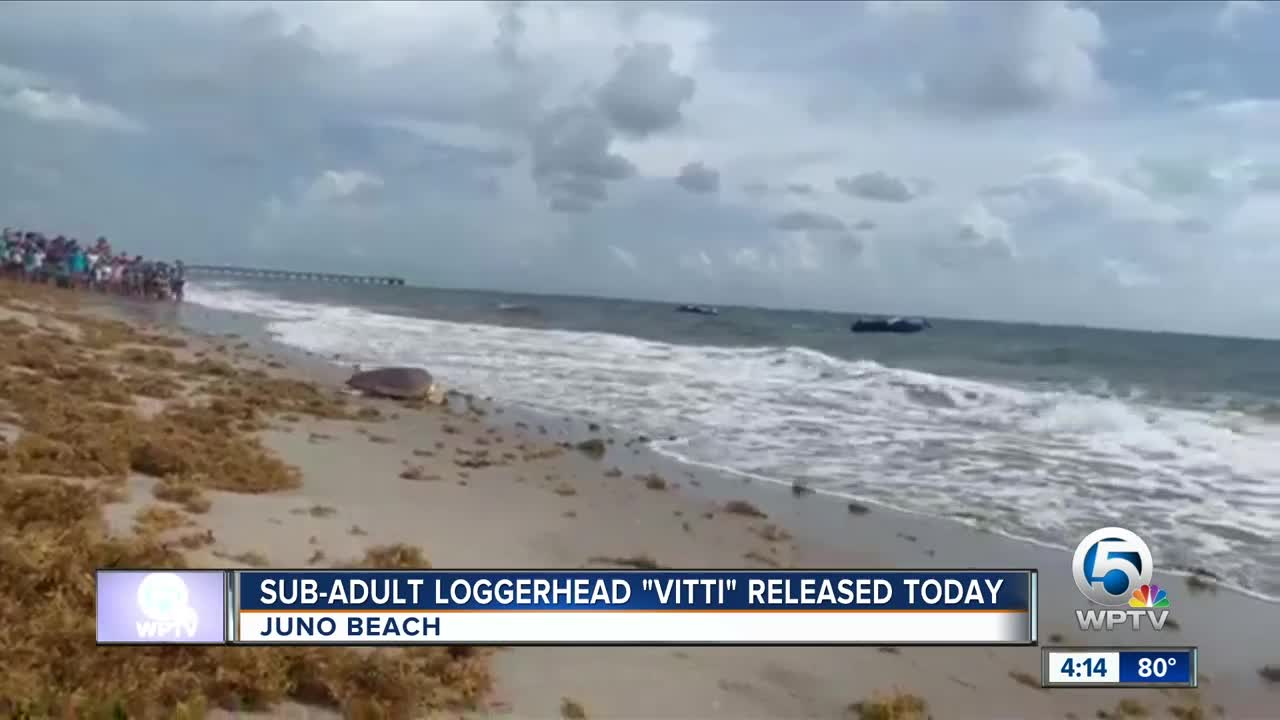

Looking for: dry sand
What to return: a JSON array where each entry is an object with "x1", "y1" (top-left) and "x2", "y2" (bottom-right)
[{"x1": 5, "y1": 283, "x2": 1278, "y2": 719}]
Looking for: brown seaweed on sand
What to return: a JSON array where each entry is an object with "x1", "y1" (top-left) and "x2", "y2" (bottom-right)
[
  {"x1": 723, "y1": 499, "x2": 767, "y2": 518},
  {"x1": 589, "y1": 554, "x2": 664, "y2": 570},
  {"x1": 0, "y1": 280, "x2": 494, "y2": 719},
  {"x1": 846, "y1": 689, "x2": 931, "y2": 720},
  {"x1": 637, "y1": 473, "x2": 668, "y2": 491},
  {"x1": 575, "y1": 438, "x2": 606, "y2": 459},
  {"x1": 0, "y1": 475, "x2": 491, "y2": 719},
  {"x1": 560, "y1": 697, "x2": 589, "y2": 719}
]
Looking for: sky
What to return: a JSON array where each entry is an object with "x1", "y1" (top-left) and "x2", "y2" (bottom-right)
[{"x1": 2, "y1": 0, "x2": 1280, "y2": 337}]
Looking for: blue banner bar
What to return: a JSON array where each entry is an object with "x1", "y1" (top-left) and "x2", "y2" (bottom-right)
[
  {"x1": 1118, "y1": 649, "x2": 1195, "y2": 684},
  {"x1": 236, "y1": 570, "x2": 1032, "y2": 612}
]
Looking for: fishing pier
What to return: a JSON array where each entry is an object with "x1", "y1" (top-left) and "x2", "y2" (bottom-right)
[{"x1": 185, "y1": 265, "x2": 406, "y2": 286}]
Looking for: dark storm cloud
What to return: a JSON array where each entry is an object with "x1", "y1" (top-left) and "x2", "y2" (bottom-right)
[
  {"x1": 675, "y1": 161, "x2": 720, "y2": 194},
  {"x1": 835, "y1": 171, "x2": 921, "y2": 202},
  {"x1": 596, "y1": 42, "x2": 696, "y2": 139}
]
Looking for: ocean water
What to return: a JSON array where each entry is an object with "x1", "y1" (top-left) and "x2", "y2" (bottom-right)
[{"x1": 183, "y1": 279, "x2": 1280, "y2": 601}]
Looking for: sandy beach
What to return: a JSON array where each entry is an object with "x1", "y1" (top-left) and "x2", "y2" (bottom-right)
[{"x1": 1, "y1": 279, "x2": 1276, "y2": 719}]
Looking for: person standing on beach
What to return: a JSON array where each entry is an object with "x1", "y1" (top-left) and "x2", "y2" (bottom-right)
[
  {"x1": 70, "y1": 243, "x2": 88, "y2": 289},
  {"x1": 24, "y1": 242, "x2": 43, "y2": 283},
  {"x1": 170, "y1": 260, "x2": 186, "y2": 302},
  {"x1": 85, "y1": 246, "x2": 100, "y2": 289},
  {"x1": 3, "y1": 233, "x2": 21, "y2": 278}
]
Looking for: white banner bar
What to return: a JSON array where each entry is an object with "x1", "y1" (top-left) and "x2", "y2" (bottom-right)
[{"x1": 236, "y1": 610, "x2": 1031, "y2": 644}]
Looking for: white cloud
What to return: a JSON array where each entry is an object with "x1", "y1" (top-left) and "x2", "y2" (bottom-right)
[
  {"x1": 1210, "y1": 98, "x2": 1280, "y2": 132},
  {"x1": 910, "y1": 1, "x2": 1106, "y2": 112},
  {"x1": 1103, "y1": 258, "x2": 1159, "y2": 288},
  {"x1": 0, "y1": 87, "x2": 143, "y2": 133},
  {"x1": 304, "y1": 170, "x2": 384, "y2": 204},
  {"x1": 985, "y1": 151, "x2": 1185, "y2": 227},
  {"x1": 932, "y1": 202, "x2": 1015, "y2": 264},
  {"x1": 731, "y1": 247, "x2": 770, "y2": 273},
  {"x1": 0, "y1": 63, "x2": 45, "y2": 90}
]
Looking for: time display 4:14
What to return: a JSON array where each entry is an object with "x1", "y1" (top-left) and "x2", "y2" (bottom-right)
[
  {"x1": 1061, "y1": 656, "x2": 1107, "y2": 678},
  {"x1": 1046, "y1": 651, "x2": 1121, "y2": 684}
]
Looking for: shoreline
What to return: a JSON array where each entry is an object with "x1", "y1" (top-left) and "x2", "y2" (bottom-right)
[{"x1": 16, "y1": 285, "x2": 1276, "y2": 718}]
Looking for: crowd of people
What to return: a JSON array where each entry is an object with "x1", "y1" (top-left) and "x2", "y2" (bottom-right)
[{"x1": 2, "y1": 228, "x2": 185, "y2": 301}]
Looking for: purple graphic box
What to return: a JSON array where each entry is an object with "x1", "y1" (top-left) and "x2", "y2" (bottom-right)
[{"x1": 96, "y1": 570, "x2": 227, "y2": 644}]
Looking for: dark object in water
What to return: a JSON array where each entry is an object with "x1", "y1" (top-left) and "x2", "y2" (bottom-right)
[
  {"x1": 851, "y1": 317, "x2": 931, "y2": 334},
  {"x1": 676, "y1": 304, "x2": 719, "y2": 316},
  {"x1": 346, "y1": 367, "x2": 434, "y2": 399}
]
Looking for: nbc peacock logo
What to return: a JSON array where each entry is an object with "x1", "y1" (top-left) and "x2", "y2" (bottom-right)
[
  {"x1": 1072, "y1": 527, "x2": 1173, "y2": 632},
  {"x1": 1128, "y1": 584, "x2": 1170, "y2": 609}
]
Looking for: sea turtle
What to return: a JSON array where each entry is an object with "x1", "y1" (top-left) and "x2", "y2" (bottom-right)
[{"x1": 345, "y1": 366, "x2": 437, "y2": 400}]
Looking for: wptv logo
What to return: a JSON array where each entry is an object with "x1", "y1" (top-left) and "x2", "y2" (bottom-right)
[
  {"x1": 1072, "y1": 527, "x2": 1172, "y2": 632},
  {"x1": 135, "y1": 572, "x2": 200, "y2": 640}
]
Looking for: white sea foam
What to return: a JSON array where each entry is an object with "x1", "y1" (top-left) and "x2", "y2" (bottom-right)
[{"x1": 186, "y1": 282, "x2": 1280, "y2": 600}]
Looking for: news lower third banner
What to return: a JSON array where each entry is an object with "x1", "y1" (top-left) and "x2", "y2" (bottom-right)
[{"x1": 96, "y1": 569, "x2": 1037, "y2": 645}]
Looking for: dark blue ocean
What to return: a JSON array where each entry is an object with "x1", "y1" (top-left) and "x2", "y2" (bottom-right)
[{"x1": 183, "y1": 279, "x2": 1280, "y2": 600}]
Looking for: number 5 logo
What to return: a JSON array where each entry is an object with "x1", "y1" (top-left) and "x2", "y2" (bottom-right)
[{"x1": 1072, "y1": 527, "x2": 1153, "y2": 606}]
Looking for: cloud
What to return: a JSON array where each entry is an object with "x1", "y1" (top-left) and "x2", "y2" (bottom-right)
[
  {"x1": 1216, "y1": 0, "x2": 1268, "y2": 35},
  {"x1": 493, "y1": 0, "x2": 528, "y2": 69},
  {"x1": 304, "y1": 170, "x2": 383, "y2": 204},
  {"x1": 674, "y1": 161, "x2": 719, "y2": 194},
  {"x1": 1127, "y1": 155, "x2": 1225, "y2": 197},
  {"x1": 835, "y1": 171, "x2": 923, "y2": 202},
  {"x1": 854, "y1": 219, "x2": 877, "y2": 231},
  {"x1": 911, "y1": 1, "x2": 1105, "y2": 113},
  {"x1": 530, "y1": 104, "x2": 635, "y2": 212},
  {"x1": 929, "y1": 202, "x2": 1015, "y2": 265},
  {"x1": 1103, "y1": 258, "x2": 1159, "y2": 288},
  {"x1": 1254, "y1": 176, "x2": 1280, "y2": 193},
  {"x1": 772, "y1": 210, "x2": 846, "y2": 232},
  {"x1": 983, "y1": 151, "x2": 1186, "y2": 227},
  {"x1": 865, "y1": 0, "x2": 949, "y2": 19},
  {"x1": 1175, "y1": 217, "x2": 1212, "y2": 234},
  {"x1": 0, "y1": 85, "x2": 143, "y2": 133},
  {"x1": 596, "y1": 42, "x2": 696, "y2": 139},
  {"x1": 1247, "y1": 164, "x2": 1280, "y2": 192},
  {"x1": 609, "y1": 244, "x2": 638, "y2": 270},
  {"x1": 678, "y1": 249, "x2": 714, "y2": 275},
  {"x1": 785, "y1": 182, "x2": 814, "y2": 195},
  {"x1": 770, "y1": 209, "x2": 863, "y2": 265}
]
